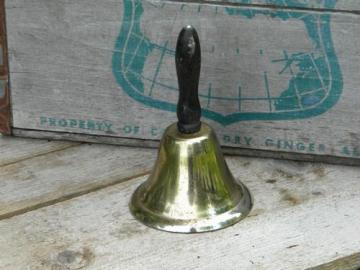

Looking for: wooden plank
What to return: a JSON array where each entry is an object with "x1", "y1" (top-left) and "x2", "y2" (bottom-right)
[
  {"x1": 0, "y1": 156, "x2": 360, "y2": 269},
  {"x1": 308, "y1": 253, "x2": 360, "y2": 270},
  {"x1": 0, "y1": 0, "x2": 10, "y2": 134},
  {"x1": 0, "y1": 142, "x2": 156, "y2": 219},
  {"x1": 5, "y1": 0, "x2": 360, "y2": 163},
  {"x1": 12, "y1": 128, "x2": 360, "y2": 166},
  {"x1": 0, "y1": 135, "x2": 78, "y2": 166}
]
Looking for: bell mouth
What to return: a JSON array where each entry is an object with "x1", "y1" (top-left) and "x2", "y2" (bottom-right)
[{"x1": 130, "y1": 183, "x2": 252, "y2": 233}]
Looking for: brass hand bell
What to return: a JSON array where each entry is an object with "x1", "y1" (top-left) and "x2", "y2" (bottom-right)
[{"x1": 130, "y1": 25, "x2": 253, "y2": 233}]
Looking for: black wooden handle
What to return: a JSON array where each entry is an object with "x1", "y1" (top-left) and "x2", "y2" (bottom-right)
[{"x1": 176, "y1": 25, "x2": 201, "y2": 134}]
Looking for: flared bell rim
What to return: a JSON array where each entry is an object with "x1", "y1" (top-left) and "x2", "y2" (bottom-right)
[{"x1": 129, "y1": 182, "x2": 253, "y2": 233}]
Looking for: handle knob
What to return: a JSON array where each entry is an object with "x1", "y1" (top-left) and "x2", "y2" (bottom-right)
[{"x1": 176, "y1": 25, "x2": 201, "y2": 134}]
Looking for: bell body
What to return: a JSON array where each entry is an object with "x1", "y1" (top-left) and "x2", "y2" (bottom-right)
[{"x1": 130, "y1": 122, "x2": 253, "y2": 233}]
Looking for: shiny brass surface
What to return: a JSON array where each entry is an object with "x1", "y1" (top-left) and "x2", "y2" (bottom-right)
[{"x1": 130, "y1": 122, "x2": 253, "y2": 233}]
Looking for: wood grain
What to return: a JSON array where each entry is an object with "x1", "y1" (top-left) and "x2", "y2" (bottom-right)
[
  {"x1": 308, "y1": 252, "x2": 360, "y2": 270},
  {"x1": 5, "y1": 0, "x2": 360, "y2": 163},
  {"x1": 0, "y1": 140, "x2": 156, "y2": 219},
  {"x1": 0, "y1": 153, "x2": 360, "y2": 269},
  {"x1": 0, "y1": 135, "x2": 78, "y2": 166}
]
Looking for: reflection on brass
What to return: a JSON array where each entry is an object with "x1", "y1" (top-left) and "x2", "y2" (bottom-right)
[{"x1": 129, "y1": 26, "x2": 253, "y2": 233}]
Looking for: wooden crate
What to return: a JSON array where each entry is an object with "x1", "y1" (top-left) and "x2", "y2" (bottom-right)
[{"x1": 2, "y1": 0, "x2": 360, "y2": 165}]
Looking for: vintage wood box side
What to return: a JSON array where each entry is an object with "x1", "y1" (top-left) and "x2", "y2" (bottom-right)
[
  {"x1": 0, "y1": 0, "x2": 10, "y2": 135},
  {"x1": 4, "y1": 0, "x2": 360, "y2": 165}
]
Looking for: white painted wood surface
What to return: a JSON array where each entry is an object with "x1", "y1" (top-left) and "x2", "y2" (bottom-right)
[
  {"x1": 6, "y1": 0, "x2": 360, "y2": 163},
  {"x1": 0, "y1": 135, "x2": 360, "y2": 269}
]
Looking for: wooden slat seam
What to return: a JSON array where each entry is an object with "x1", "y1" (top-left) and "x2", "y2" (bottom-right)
[
  {"x1": 307, "y1": 252, "x2": 360, "y2": 270},
  {"x1": 12, "y1": 128, "x2": 360, "y2": 166},
  {"x1": 0, "y1": 143, "x2": 82, "y2": 168},
  {"x1": 0, "y1": 170, "x2": 150, "y2": 221}
]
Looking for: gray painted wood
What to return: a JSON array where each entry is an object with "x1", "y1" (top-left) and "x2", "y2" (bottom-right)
[
  {"x1": 0, "y1": 134, "x2": 78, "y2": 166},
  {"x1": 6, "y1": 0, "x2": 360, "y2": 163},
  {"x1": 308, "y1": 252, "x2": 360, "y2": 270},
  {"x1": 0, "y1": 138, "x2": 156, "y2": 219},
  {"x1": 1, "y1": 149, "x2": 360, "y2": 269}
]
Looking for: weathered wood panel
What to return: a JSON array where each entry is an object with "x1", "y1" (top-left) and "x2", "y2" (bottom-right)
[
  {"x1": 0, "y1": 141, "x2": 156, "y2": 219},
  {"x1": 308, "y1": 252, "x2": 360, "y2": 270},
  {"x1": 5, "y1": 0, "x2": 360, "y2": 163},
  {"x1": 0, "y1": 135, "x2": 78, "y2": 166},
  {"x1": 1, "y1": 155, "x2": 360, "y2": 269}
]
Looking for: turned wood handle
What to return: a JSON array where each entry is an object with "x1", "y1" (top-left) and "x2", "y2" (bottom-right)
[{"x1": 175, "y1": 25, "x2": 202, "y2": 134}]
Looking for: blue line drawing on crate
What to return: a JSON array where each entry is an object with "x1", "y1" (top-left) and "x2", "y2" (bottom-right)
[{"x1": 112, "y1": 0, "x2": 342, "y2": 125}]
